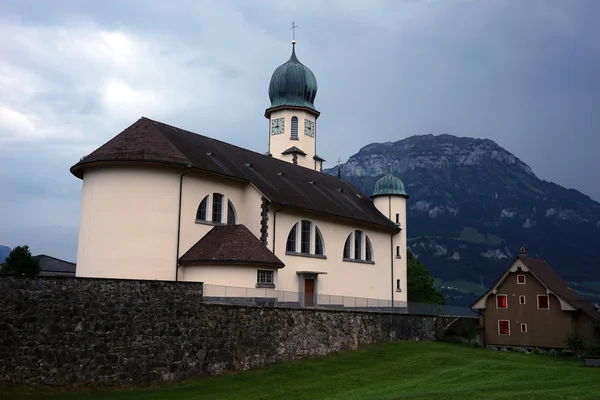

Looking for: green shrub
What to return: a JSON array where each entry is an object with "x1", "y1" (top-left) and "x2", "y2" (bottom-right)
[{"x1": 566, "y1": 331, "x2": 585, "y2": 356}]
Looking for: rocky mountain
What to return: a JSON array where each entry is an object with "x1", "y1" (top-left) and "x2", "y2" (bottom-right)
[
  {"x1": 0, "y1": 245, "x2": 11, "y2": 263},
  {"x1": 324, "y1": 134, "x2": 600, "y2": 306}
]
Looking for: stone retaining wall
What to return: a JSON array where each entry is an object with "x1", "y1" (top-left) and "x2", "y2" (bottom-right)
[{"x1": 0, "y1": 276, "x2": 473, "y2": 387}]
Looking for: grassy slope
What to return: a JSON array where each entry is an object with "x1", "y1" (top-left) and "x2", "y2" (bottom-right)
[{"x1": 4, "y1": 342, "x2": 599, "y2": 400}]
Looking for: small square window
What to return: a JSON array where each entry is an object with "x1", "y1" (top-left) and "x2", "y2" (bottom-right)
[
  {"x1": 521, "y1": 323, "x2": 528, "y2": 333},
  {"x1": 498, "y1": 320, "x2": 510, "y2": 335},
  {"x1": 496, "y1": 294, "x2": 507, "y2": 309},
  {"x1": 517, "y1": 275, "x2": 526, "y2": 284},
  {"x1": 519, "y1": 295, "x2": 526, "y2": 304},
  {"x1": 538, "y1": 295, "x2": 549, "y2": 309},
  {"x1": 257, "y1": 270, "x2": 274, "y2": 285}
]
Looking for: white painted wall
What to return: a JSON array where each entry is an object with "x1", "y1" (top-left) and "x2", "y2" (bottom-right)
[
  {"x1": 75, "y1": 164, "x2": 181, "y2": 280},
  {"x1": 76, "y1": 165, "x2": 265, "y2": 281},
  {"x1": 181, "y1": 264, "x2": 272, "y2": 287},
  {"x1": 177, "y1": 171, "x2": 263, "y2": 256},
  {"x1": 268, "y1": 109, "x2": 318, "y2": 170},
  {"x1": 373, "y1": 195, "x2": 408, "y2": 302},
  {"x1": 74, "y1": 163, "x2": 407, "y2": 305},
  {"x1": 267, "y1": 208, "x2": 402, "y2": 302}
]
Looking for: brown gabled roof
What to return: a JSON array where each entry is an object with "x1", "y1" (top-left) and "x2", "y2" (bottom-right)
[
  {"x1": 519, "y1": 256, "x2": 600, "y2": 321},
  {"x1": 70, "y1": 117, "x2": 398, "y2": 231},
  {"x1": 472, "y1": 254, "x2": 600, "y2": 321},
  {"x1": 179, "y1": 224, "x2": 284, "y2": 268}
]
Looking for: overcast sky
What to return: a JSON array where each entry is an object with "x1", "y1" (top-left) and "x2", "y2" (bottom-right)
[{"x1": 0, "y1": 0, "x2": 598, "y2": 262}]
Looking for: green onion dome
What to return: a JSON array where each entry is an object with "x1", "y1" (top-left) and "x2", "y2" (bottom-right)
[
  {"x1": 268, "y1": 42, "x2": 318, "y2": 111},
  {"x1": 371, "y1": 167, "x2": 408, "y2": 198}
]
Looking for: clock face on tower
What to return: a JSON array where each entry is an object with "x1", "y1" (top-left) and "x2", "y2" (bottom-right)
[
  {"x1": 304, "y1": 119, "x2": 315, "y2": 137},
  {"x1": 271, "y1": 117, "x2": 284, "y2": 135}
]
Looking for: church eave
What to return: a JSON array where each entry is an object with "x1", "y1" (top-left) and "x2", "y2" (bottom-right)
[
  {"x1": 70, "y1": 159, "x2": 192, "y2": 180},
  {"x1": 370, "y1": 193, "x2": 410, "y2": 200},
  {"x1": 264, "y1": 105, "x2": 320, "y2": 119},
  {"x1": 178, "y1": 259, "x2": 284, "y2": 268}
]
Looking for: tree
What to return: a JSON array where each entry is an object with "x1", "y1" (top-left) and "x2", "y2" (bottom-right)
[
  {"x1": 407, "y1": 249, "x2": 445, "y2": 305},
  {"x1": 2, "y1": 245, "x2": 40, "y2": 276}
]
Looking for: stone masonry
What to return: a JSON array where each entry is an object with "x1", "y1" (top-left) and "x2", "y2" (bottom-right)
[{"x1": 0, "y1": 276, "x2": 468, "y2": 387}]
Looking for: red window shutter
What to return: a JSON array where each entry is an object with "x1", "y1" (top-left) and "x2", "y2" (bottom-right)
[
  {"x1": 497, "y1": 295, "x2": 507, "y2": 308},
  {"x1": 499, "y1": 320, "x2": 510, "y2": 335},
  {"x1": 538, "y1": 295, "x2": 549, "y2": 309}
]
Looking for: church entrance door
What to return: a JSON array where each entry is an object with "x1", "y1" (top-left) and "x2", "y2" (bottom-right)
[{"x1": 304, "y1": 279, "x2": 315, "y2": 306}]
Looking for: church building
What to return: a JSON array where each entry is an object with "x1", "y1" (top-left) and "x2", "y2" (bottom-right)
[{"x1": 70, "y1": 39, "x2": 409, "y2": 306}]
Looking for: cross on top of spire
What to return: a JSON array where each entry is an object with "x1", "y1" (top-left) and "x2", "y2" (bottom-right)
[{"x1": 291, "y1": 22, "x2": 298, "y2": 44}]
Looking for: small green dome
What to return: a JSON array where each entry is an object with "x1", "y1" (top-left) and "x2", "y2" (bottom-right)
[
  {"x1": 371, "y1": 168, "x2": 408, "y2": 198},
  {"x1": 268, "y1": 43, "x2": 318, "y2": 110}
]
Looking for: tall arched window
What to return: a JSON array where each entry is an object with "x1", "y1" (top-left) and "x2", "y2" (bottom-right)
[
  {"x1": 290, "y1": 116, "x2": 298, "y2": 140},
  {"x1": 196, "y1": 195, "x2": 209, "y2": 221},
  {"x1": 212, "y1": 193, "x2": 224, "y2": 223},
  {"x1": 343, "y1": 230, "x2": 374, "y2": 263},
  {"x1": 286, "y1": 223, "x2": 297, "y2": 252},
  {"x1": 227, "y1": 199, "x2": 237, "y2": 225},
  {"x1": 343, "y1": 235, "x2": 351, "y2": 259},
  {"x1": 365, "y1": 236, "x2": 373, "y2": 262},
  {"x1": 286, "y1": 219, "x2": 325, "y2": 257},
  {"x1": 196, "y1": 193, "x2": 237, "y2": 225},
  {"x1": 315, "y1": 226, "x2": 324, "y2": 256}
]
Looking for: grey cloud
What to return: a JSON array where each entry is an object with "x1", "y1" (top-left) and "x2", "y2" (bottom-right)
[{"x1": 0, "y1": 0, "x2": 599, "y2": 262}]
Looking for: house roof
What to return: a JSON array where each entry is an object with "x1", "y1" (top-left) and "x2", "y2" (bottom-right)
[
  {"x1": 33, "y1": 254, "x2": 76, "y2": 274},
  {"x1": 70, "y1": 117, "x2": 398, "y2": 231},
  {"x1": 472, "y1": 254, "x2": 600, "y2": 321},
  {"x1": 179, "y1": 224, "x2": 284, "y2": 268}
]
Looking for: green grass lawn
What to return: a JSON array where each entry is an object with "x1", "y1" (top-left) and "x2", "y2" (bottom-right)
[{"x1": 3, "y1": 341, "x2": 599, "y2": 400}]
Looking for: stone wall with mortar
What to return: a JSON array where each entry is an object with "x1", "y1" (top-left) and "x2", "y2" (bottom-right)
[{"x1": 0, "y1": 276, "x2": 474, "y2": 387}]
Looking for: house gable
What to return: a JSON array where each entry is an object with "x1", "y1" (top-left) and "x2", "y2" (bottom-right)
[
  {"x1": 472, "y1": 254, "x2": 599, "y2": 319},
  {"x1": 472, "y1": 258, "x2": 577, "y2": 312}
]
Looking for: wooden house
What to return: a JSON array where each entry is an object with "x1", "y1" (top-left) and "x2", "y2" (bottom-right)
[{"x1": 471, "y1": 246, "x2": 600, "y2": 349}]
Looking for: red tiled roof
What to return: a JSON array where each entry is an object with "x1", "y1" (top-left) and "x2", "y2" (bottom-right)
[
  {"x1": 179, "y1": 224, "x2": 284, "y2": 268},
  {"x1": 70, "y1": 117, "x2": 398, "y2": 232}
]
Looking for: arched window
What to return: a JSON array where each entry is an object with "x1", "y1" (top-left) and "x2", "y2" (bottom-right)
[
  {"x1": 315, "y1": 226, "x2": 325, "y2": 256},
  {"x1": 354, "y1": 230, "x2": 362, "y2": 260},
  {"x1": 286, "y1": 223, "x2": 297, "y2": 252},
  {"x1": 286, "y1": 220, "x2": 325, "y2": 257},
  {"x1": 227, "y1": 199, "x2": 237, "y2": 225},
  {"x1": 196, "y1": 195, "x2": 209, "y2": 221},
  {"x1": 212, "y1": 193, "x2": 224, "y2": 223},
  {"x1": 343, "y1": 230, "x2": 374, "y2": 263},
  {"x1": 343, "y1": 235, "x2": 351, "y2": 259},
  {"x1": 196, "y1": 194, "x2": 237, "y2": 225},
  {"x1": 290, "y1": 116, "x2": 298, "y2": 139}
]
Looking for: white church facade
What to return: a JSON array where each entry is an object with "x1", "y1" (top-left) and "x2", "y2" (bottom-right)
[{"x1": 70, "y1": 40, "x2": 410, "y2": 306}]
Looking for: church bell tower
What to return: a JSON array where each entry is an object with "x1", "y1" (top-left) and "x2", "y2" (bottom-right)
[
  {"x1": 371, "y1": 165, "x2": 409, "y2": 302},
  {"x1": 265, "y1": 32, "x2": 324, "y2": 171}
]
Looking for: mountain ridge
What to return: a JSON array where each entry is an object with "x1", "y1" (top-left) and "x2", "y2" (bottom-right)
[
  {"x1": 324, "y1": 133, "x2": 600, "y2": 306},
  {"x1": 0, "y1": 245, "x2": 11, "y2": 263}
]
